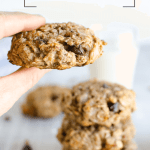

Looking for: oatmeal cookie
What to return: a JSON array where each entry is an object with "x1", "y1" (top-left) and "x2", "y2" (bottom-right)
[
  {"x1": 8, "y1": 22, "x2": 106, "y2": 70},
  {"x1": 57, "y1": 116, "x2": 136, "y2": 150},
  {"x1": 64, "y1": 79, "x2": 136, "y2": 127},
  {"x1": 122, "y1": 141, "x2": 137, "y2": 150},
  {"x1": 21, "y1": 86, "x2": 72, "y2": 118}
]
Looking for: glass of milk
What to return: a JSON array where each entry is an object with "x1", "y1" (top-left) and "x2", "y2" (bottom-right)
[{"x1": 89, "y1": 23, "x2": 139, "y2": 89}]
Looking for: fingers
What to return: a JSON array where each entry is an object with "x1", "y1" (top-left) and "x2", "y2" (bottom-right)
[
  {"x1": 0, "y1": 67, "x2": 51, "y2": 116},
  {"x1": 11, "y1": 67, "x2": 51, "y2": 90},
  {"x1": 0, "y1": 11, "x2": 46, "y2": 39},
  {"x1": 0, "y1": 12, "x2": 48, "y2": 116},
  {"x1": 12, "y1": 66, "x2": 26, "y2": 73}
]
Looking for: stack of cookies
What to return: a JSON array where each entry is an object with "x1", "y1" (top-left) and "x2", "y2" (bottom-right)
[{"x1": 57, "y1": 79, "x2": 137, "y2": 150}]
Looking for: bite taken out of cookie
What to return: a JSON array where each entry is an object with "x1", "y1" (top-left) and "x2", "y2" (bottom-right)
[{"x1": 8, "y1": 22, "x2": 106, "y2": 70}]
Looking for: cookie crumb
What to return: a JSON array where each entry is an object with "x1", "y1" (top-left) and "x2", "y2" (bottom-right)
[
  {"x1": 103, "y1": 83, "x2": 109, "y2": 88},
  {"x1": 4, "y1": 116, "x2": 10, "y2": 121},
  {"x1": 22, "y1": 140, "x2": 32, "y2": 150}
]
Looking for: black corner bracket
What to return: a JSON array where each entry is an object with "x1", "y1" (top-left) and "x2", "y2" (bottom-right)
[
  {"x1": 123, "y1": 0, "x2": 135, "y2": 7},
  {"x1": 24, "y1": 0, "x2": 37, "y2": 7}
]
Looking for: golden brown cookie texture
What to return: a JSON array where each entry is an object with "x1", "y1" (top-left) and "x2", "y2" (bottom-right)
[
  {"x1": 57, "y1": 79, "x2": 137, "y2": 150},
  {"x1": 64, "y1": 79, "x2": 136, "y2": 127},
  {"x1": 8, "y1": 22, "x2": 106, "y2": 70},
  {"x1": 21, "y1": 86, "x2": 72, "y2": 118},
  {"x1": 57, "y1": 117, "x2": 136, "y2": 150}
]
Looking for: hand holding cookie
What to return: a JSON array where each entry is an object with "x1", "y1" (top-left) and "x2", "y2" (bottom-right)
[
  {"x1": 0, "y1": 12, "x2": 106, "y2": 117},
  {"x1": 8, "y1": 22, "x2": 106, "y2": 70},
  {"x1": 0, "y1": 12, "x2": 51, "y2": 116}
]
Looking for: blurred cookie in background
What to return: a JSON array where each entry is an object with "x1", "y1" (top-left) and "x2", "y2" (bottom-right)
[
  {"x1": 64, "y1": 79, "x2": 136, "y2": 127},
  {"x1": 21, "y1": 86, "x2": 72, "y2": 118},
  {"x1": 57, "y1": 116, "x2": 136, "y2": 150}
]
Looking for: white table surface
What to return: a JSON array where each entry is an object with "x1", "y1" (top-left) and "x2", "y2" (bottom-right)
[{"x1": 0, "y1": 37, "x2": 150, "y2": 150}]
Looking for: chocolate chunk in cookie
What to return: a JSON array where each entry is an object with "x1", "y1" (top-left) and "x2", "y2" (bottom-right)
[
  {"x1": 51, "y1": 94, "x2": 59, "y2": 101},
  {"x1": 103, "y1": 83, "x2": 109, "y2": 88},
  {"x1": 107, "y1": 102, "x2": 119, "y2": 113},
  {"x1": 68, "y1": 45, "x2": 84, "y2": 55}
]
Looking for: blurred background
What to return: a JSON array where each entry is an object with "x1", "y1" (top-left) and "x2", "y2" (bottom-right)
[{"x1": 0, "y1": 0, "x2": 150, "y2": 150}]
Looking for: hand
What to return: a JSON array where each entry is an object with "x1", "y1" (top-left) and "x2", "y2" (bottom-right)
[{"x1": 0, "y1": 12, "x2": 51, "y2": 116}]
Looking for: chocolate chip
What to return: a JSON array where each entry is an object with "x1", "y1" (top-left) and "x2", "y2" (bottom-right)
[
  {"x1": 37, "y1": 38, "x2": 47, "y2": 44},
  {"x1": 95, "y1": 124, "x2": 99, "y2": 131},
  {"x1": 40, "y1": 39, "x2": 47, "y2": 44},
  {"x1": 51, "y1": 95, "x2": 58, "y2": 101},
  {"x1": 68, "y1": 45, "x2": 84, "y2": 55},
  {"x1": 102, "y1": 143, "x2": 106, "y2": 148},
  {"x1": 103, "y1": 84, "x2": 109, "y2": 88},
  {"x1": 22, "y1": 141, "x2": 32, "y2": 150},
  {"x1": 4, "y1": 116, "x2": 10, "y2": 121},
  {"x1": 74, "y1": 98, "x2": 78, "y2": 105},
  {"x1": 53, "y1": 62, "x2": 60, "y2": 67},
  {"x1": 62, "y1": 132, "x2": 66, "y2": 136},
  {"x1": 72, "y1": 92, "x2": 75, "y2": 96},
  {"x1": 61, "y1": 26, "x2": 65, "y2": 30},
  {"x1": 107, "y1": 102, "x2": 119, "y2": 113}
]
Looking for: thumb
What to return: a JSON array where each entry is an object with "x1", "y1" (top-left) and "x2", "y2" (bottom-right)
[{"x1": 0, "y1": 67, "x2": 51, "y2": 116}]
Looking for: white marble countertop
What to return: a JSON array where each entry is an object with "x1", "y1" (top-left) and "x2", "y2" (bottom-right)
[{"x1": 0, "y1": 37, "x2": 150, "y2": 150}]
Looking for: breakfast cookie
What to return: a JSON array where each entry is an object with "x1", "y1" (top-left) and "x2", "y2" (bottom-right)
[
  {"x1": 8, "y1": 22, "x2": 106, "y2": 70},
  {"x1": 21, "y1": 86, "x2": 72, "y2": 118},
  {"x1": 64, "y1": 79, "x2": 136, "y2": 127},
  {"x1": 122, "y1": 141, "x2": 137, "y2": 150},
  {"x1": 57, "y1": 116, "x2": 136, "y2": 150}
]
